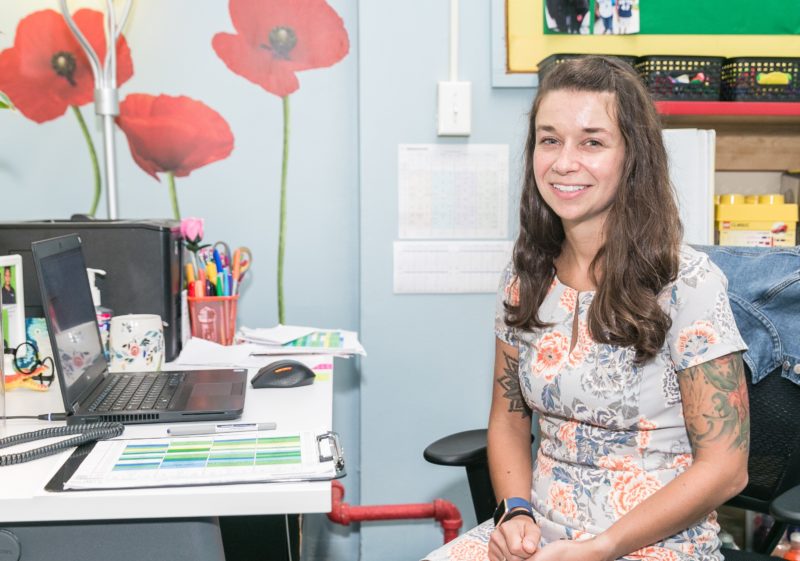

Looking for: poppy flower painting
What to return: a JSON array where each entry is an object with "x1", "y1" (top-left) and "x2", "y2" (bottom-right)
[
  {"x1": 0, "y1": 9, "x2": 133, "y2": 123},
  {"x1": 117, "y1": 94, "x2": 235, "y2": 220},
  {"x1": 213, "y1": 0, "x2": 350, "y2": 323},
  {"x1": 0, "y1": 8, "x2": 133, "y2": 216},
  {"x1": 212, "y1": 0, "x2": 349, "y2": 98}
]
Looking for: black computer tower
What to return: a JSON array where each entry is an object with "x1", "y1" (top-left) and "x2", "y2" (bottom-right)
[{"x1": 0, "y1": 219, "x2": 183, "y2": 361}]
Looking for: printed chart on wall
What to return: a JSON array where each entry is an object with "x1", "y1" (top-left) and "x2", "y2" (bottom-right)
[
  {"x1": 398, "y1": 144, "x2": 509, "y2": 239},
  {"x1": 63, "y1": 430, "x2": 341, "y2": 490}
]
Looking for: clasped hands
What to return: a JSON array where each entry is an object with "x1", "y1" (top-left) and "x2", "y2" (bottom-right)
[{"x1": 488, "y1": 518, "x2": 611, "y2": 561}]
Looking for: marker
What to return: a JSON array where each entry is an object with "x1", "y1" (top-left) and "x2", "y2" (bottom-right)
[{"x1": 167, "y1": 422, "x2": 277, "y2": 436}]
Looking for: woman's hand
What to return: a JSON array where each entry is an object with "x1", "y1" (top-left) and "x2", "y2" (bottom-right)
[
  {"x1": 530, "y1": 537, "x2": 610, "y2": 561},
  {"x1": 488, "y1": 516, "x2": 541, "y2": 561}
]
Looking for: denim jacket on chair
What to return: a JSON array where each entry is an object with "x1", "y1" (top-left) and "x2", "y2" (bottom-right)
[{"x1": 695, "y1": 245, "x2": 800, "y2": 386}]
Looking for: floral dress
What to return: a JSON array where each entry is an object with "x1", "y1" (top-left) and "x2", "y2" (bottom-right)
[{"x1": 424, "y1": 246, "x2": 747, "y2": 561}]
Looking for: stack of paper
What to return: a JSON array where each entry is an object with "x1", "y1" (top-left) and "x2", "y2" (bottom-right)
[{"x1": 238, "y1": 325, "x2": 366, "y2": 357}]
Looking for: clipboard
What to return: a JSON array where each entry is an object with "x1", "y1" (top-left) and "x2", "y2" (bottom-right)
[{"x1": 46, "y1": 430, "x2": 345, "y2": 492}]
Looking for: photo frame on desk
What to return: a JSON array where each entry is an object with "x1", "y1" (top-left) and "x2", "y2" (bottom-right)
[{"x1": 0, "y1": 255, "x2": 25, "y2": 351}]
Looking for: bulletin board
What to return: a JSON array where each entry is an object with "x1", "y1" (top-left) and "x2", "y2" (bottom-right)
[{"x1": 505, "y1": 0, "x2": 800, "y2": 75}]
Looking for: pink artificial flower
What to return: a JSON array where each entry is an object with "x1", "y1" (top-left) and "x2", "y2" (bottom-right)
[{"x1": 181, "y1": 217, "x2": 204, "y2": 243}]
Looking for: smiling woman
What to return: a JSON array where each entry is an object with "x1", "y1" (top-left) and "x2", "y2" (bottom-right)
[{"x1": 424, "y1": 57, "x2": 749, "y2": 561}]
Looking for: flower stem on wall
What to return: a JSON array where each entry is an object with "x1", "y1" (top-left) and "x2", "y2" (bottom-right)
[
  {"x1": 277, "y1": 95, "x2": 290, "y2": 324},
  {"x1": 168, "y1": 171, "x2": 181, "y2": 220},
  {"x1": 71, "y1": 105, "x2": 101, "y2": 217}
]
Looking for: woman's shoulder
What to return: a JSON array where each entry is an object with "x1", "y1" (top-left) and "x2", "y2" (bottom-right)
[{"x1": 675, "y1": 244, "x2": 726, "y2": 287}]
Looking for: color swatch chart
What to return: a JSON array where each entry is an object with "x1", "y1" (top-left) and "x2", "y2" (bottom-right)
[
  {"x1": 114, "y1": 435, "x2": 301, "y2": 471},
  {"x1": 64, "y1": 431, "x2": 336, "y2": 490}
]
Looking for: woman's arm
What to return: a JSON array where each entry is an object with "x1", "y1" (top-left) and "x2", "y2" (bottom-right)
[
  {"x1": 533, "y1": 352, "x2": 750, "y2": 561},
  {"x1": 487, "y1": 338, "x2": 540, "y2": 561}
]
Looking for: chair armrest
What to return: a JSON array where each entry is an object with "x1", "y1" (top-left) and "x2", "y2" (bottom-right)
[
  {"x1": 770, "y1": 484, "x2": 800, "y2": 523},
  {"x1": 424, "y1": 429, "x2": 489, "y2": 467}
]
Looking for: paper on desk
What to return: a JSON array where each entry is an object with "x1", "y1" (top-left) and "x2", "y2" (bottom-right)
[
  {"x1": 172, "y1": 338, "x2": 264, "y2": 368},
  {"x1": 240, "y1": 327, "x2": 366, "y2": 357},
  {"x1": 63, "y1": 430, "x2": 339, "y2": 490},
  {"x1": 239, "y1": 325, "x2": 317, "y2": 345}
]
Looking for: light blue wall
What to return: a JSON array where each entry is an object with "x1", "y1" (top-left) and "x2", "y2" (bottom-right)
[
  {"x1": 358, "y1": 2, "x2": 533, "y2": 559},
  {"x1": 1, "y1": 1, "x2": 539, "y2": 559}
]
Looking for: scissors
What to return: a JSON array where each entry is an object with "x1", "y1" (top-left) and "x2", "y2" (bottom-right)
[{"x1": 232, "y1": 246, "x2": 253, "y2": 282}]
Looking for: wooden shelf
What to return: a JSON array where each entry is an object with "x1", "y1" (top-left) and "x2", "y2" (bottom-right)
[{"x1": 655, "y1": 101, "x2": 800, "y2": 171}]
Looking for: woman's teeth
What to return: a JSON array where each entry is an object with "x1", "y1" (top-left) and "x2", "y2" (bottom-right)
[{"x1": 553, "y1": 184, "x2": 588, "y2": 193}]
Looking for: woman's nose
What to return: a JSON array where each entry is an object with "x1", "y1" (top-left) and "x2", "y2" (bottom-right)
[{"x1": 551, "y1": 145, "x2": 580, "y2": 174}]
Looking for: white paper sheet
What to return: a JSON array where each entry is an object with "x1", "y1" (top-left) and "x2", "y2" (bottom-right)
[
  {"x1": 398, "y1": 144, "x2": 509, "y2": 239},
  {"x1": 393, "y1": 240, "x2": 513, "y2": 293}
]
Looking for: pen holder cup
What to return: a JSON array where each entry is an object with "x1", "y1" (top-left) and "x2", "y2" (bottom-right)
[{"x1": 188, "y1": 295, "x2": 239, "y2": 346}]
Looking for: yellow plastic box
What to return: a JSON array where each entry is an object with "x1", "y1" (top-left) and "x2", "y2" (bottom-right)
[{"x1": 715, "y1": 194, "x2": 798, "y2": 247}]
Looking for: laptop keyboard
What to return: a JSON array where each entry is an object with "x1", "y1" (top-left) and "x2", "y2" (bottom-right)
[{"x1": 89, "y1": 372, "x2": 186, "y2": 412}]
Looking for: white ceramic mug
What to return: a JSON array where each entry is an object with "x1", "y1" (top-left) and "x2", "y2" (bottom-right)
[{"x1": 109, "y1": 314, "x2": 164, "y2": 373}]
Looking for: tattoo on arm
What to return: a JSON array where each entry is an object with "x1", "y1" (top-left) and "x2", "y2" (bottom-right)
[
  {"x1": 681, "y1": 353, "x2": 750, "y2": 453},
  {"x1": 497, "y1": 351, "x2": 530, "y2": 418}
]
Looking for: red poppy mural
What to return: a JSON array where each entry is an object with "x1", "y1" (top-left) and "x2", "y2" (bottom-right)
[
  {"x1": 116, "y1": 94, "x2": 235, "y2": 220},
  {"x1": 212, "y1": 0, "x2": 349, "y2": 323},
  {"x1": 0, "y1": 8, "x2": 133, "y2": 215}
]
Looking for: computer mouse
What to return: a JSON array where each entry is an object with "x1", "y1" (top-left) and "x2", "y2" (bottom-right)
[{"x1": 250, "y1": 359, "x2": 316, "y2": 389}]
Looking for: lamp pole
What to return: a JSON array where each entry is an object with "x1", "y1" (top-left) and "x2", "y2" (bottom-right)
[{"x1": 59, "y1": 0, "x2": 132, "y2": 220}]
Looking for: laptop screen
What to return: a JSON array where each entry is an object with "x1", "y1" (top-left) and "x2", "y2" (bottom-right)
[{"x1": 36, "y1": 239, "x2": 107, "y2": 408}]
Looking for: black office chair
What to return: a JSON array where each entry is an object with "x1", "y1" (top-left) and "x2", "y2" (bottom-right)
[
  {"x1": 425, "y1": 247, "x2": 800, "y2": 558},
  {"x1": 424, "y1": 364, "x2": 800, "y2": 558}
]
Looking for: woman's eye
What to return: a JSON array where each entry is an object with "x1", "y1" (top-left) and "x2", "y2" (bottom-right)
[
  {"x1": 538, "y1": 137, "x2": 557, "y2": 145},
  {"x1": 585, "y1": 139, "x2": 603, "y2": 147}
]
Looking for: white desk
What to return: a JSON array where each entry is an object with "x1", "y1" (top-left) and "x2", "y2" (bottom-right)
[{"x1": 0, "y1": 355, "x2": 335, "y2": 524}]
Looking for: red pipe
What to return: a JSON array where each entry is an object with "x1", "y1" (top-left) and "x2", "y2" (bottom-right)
[{"x1": 328, "y1": 480, "x2": 463, "y2": 544}]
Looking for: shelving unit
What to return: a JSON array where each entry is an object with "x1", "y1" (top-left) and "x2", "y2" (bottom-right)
[{"x1": 655, "y1": 101, "x2": 800, "y2": 171}]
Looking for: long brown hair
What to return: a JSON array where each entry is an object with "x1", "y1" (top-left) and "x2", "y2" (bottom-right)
[{"x1": 506, "y1": 56, "x2": 682, "y2": 363}]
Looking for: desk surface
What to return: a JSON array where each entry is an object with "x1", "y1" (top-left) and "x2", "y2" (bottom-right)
[{"x1": 0, "y1": 355, "x2": 335, "y2": 523}]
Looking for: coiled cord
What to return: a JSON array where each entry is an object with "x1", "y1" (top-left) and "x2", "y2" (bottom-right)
[{"x1": 0, "y1": 423, "x2": 124, "y2": 466}]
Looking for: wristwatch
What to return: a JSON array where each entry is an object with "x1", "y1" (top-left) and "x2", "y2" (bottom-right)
[{"x1": 493, "y1": 497, "x2": 534, "y2": 527}]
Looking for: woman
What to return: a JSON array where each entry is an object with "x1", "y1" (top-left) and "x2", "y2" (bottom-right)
[{"x1": 424, "y1": 56, "x2": 749, "y2": 561}]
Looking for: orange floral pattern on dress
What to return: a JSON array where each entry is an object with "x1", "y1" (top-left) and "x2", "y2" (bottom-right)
[
  {"x1": 670, "y1": 453, "x2": 693, "y2": 471},
  {"x1": 627, "y1": 546, "x2": 682, "y2": 561},
  {"x1": 537, "y1": 450, "x2": 555, "y2": 478},
  {"x1": 597, "y1": 454, "x2": 642, "y2": 474},
  {"x1": 557, "y1": 420, "x2": 579, "y2": 454},
  {"x1": 559, "y1": 287, "x2": 578, "y2": 312},
  {"x1": 505, "y1": 277, "x2": 520, "y2": 306},
  {"x1": 534, "y1": 331, "x2": 569, "y2": 381},
  {"x1": 636, "y1": 417, "x2": 658, "y2": 451},
  {"x1": 609, "y1": 471, "x2": 662, "y2": 517},
  {"x1": 450, "y1": 539, "x2": 489, "y2": 561},
  {"x1": 546, "y1": 481, "x2": 578, "y2": 520},
  {"x1": 675, "y1": 321, "x2": 719, "y2": 367}
]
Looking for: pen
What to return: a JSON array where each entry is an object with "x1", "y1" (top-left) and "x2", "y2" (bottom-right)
[{"x1": 167, "y1": 422, "x2": 277, "y2": 436}]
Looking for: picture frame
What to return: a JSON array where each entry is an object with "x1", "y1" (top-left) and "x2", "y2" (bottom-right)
[{"x1": 0, "y1": 254, "x2": 25, "y2": 352}]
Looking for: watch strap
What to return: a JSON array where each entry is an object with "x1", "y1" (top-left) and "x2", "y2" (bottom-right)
[
  {"x1": 493, "y1": 497, "x2": 533, "y2": 526},
  {"x1": 498, "y1": 509, "x2": 535, "y2": 526}
]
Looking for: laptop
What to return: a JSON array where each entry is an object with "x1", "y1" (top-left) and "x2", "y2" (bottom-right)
[{"x1": 32, "y1": 234, "x2": 247, "y2": 425}]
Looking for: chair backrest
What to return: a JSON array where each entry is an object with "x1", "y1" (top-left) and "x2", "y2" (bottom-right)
[{"x1": 729, "y1": 365, "x2": 800, "y2": 513}]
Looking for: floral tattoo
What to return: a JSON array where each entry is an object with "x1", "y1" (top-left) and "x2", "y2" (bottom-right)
[
  {"x1": 497, "y1": 351, "x2": 530, "y2": 418},
  {"x1": 680, "y1": 353, "x2": 750, "y2": 453}
]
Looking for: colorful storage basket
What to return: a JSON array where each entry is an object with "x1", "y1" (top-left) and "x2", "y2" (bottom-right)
[
  {"x1": 721, "y1": 57, "x2": 800, "y2": 101},
  {"x1": 635, "y1": 55, "x2": 724, "y2": 101}
]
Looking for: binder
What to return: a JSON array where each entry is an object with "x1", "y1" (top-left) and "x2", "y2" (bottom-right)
[{"x1": 46, "y1": 430, "x2": 345, "y2": 492}]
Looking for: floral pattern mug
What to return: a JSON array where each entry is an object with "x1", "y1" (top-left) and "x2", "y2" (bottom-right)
[{"x1": 109, "y1": 314, "x2": 164, "y2": 373}]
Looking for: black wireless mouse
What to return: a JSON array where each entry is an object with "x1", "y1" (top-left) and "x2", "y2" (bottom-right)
[{"x1": 251, "y1": 359, "x2": 316, "y2": 389}]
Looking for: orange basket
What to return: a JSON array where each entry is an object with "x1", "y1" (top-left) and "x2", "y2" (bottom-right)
[{"x1": 187, "y1": 295, "x2": 239, "y2": 346}]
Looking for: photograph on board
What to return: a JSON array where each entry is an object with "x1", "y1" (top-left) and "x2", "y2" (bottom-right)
[
  {"x1": 594, "y1": 0, "x2": 641, "y2": 35},
  {"x1": 0, "y1": 255, "x2": 25, "y2": 351},
  {"x1": 544, "y1": 0, "x2": 591, "y2": 34}
]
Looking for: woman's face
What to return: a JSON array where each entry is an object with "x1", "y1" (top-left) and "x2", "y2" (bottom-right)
[{"x1": 533, "y1": 89, "x2": 626, "y2": 236}]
